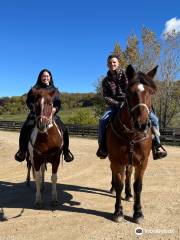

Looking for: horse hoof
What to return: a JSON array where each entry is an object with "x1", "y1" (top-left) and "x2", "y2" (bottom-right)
[
  {"x1": 112, "y1": 214, "x2": 124, "y2": 223},
  {"x1": 133, "y1": 212, "x2": 144, "y2": 224},
  {"x1": 109, "y1": 187, "x2": 115, "y2": 194},
  {"x1": 51, "y1": 200, "x2": 59, "y2": 207},
  {"x1": 125, "y1": 196, "x2": 133, "y2": 202},
  {"x1": 134, "y1": 216, "x2": 144, "y2": 224}
]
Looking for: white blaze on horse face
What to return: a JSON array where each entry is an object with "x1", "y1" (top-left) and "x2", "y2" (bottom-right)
[
  {"x1": 137, "y1": 84, "x2": 145, "y2": 92},
  {"x1": 41, "y1": 97, "x2": 44, "y2": 116}
]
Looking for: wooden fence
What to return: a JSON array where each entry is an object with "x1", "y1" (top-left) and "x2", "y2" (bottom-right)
[{"x1": 0, "y1": 120, "x2": 180, "y2": 145}]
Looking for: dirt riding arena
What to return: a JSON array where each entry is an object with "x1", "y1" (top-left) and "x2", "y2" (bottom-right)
[{"x1": 0, "y1": 130, "x2": 180, "y2": 240}]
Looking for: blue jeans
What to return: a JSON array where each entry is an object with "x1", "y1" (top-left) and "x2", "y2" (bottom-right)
[
  {"x1": 149, "y1": 111, "x2": 160, "y2": 144},
  {"x1": 98, "y1": 109, "x2": 161, "y2": 145},
  {"x1": 98, "y1": 107, "x2": 118, "y2": 144}
]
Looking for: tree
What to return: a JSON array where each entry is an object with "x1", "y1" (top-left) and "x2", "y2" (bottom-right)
[
  {"x1": 68, "y1": 108, "x2": 98, "y2": 125},
  {"x1": 125, "y1": 33, "x2": 139, "y2": 68},
  {"x1": 154, "y1": 31, "x2": 180, "y2": 128},
  {"x1": 113, "y1": 42, "x2": 127, "y2": 68},
  {"x1": 94, "y1": 26, "x2": 180, "y2": 128}
]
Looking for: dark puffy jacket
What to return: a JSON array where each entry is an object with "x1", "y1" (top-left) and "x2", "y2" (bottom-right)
[
  {"x1": 26, "y1": 84, "x2": 61, "y2": 114},
  {"x1": 102, "y1": 69, "x2": 128, "y2": 107}
]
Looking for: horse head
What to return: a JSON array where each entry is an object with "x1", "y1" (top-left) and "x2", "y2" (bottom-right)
[
  {"x1": 125, "y1": 65, "x2": 158, "y2": 132},
  {"x1": 32, "y1": 88, "x2": 56, "y2": 133}
]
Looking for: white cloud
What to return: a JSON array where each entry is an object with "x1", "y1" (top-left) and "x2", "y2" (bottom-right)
[{"x1": 163, "y1": 17, "x2": 180, "y2": 36}]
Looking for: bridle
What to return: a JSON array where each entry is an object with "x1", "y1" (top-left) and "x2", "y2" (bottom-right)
[
  {"x1": 111, "y1": 98, "x2": 151, "y2": 165},
  {"x1": 36, "y1": 115, "x2": 52, "y2": 126},
  {"x1": 35, "y1": 98, "x2": 54, "y2": 133},
  {"x1": 130, "y1": 103, "x2": 150, "y2": 115}
]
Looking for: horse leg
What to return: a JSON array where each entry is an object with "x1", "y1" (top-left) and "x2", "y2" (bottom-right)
[
  {"x1": 112, "y1": 165, "x2": 125, "y2": 222},
  {"x1": 34, "y1": 170, "x2": 43, "y2": 208},
  {"x1": 26, "y1": 160, "x2": 31, "y2": 187},
  {"x1": 133, "y1": 166, "x2": 146, "y2": 224},
  {"x1": 51, "y1": 159, "x2": 60, "y2": 206},
  {"x1": 40, "y1": 163, "x2": 45, "y2": 192},
  {"x1": 125, "y1": 165, "x2": 133, "y2": 201},
  {"x1": 109, "y1": 170, "x2": 115, "y2": 194}
]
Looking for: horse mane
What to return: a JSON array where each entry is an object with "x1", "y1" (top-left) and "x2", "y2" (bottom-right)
[
  {"x1": 137, "y1": 72, "x2": 157, "y2": 92},
  {"x1": 32, "y1": 88, "x2": 57, "y2": 98}
]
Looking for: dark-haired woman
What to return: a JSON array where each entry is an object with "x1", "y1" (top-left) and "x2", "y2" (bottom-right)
[{"x1": 15, "y1": 69, "x2": 74, "y2": 162}]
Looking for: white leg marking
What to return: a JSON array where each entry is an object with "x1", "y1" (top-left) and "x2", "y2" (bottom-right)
[{"x1": 34, "y1": 170, "x2": 42, "y2": 204}]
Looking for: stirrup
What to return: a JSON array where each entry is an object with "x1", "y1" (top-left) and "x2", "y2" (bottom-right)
[
  {"x1": 63, "y1": 150, "x2": 74, "y2": 162},
  {"x1": 152, "y1": 144, "x2": 167, "y2": 160}
]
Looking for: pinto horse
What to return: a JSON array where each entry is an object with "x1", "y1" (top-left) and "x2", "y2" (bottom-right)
[
  {"x1": 107, "y1": 65, "x2": 158, "y2": 223},
  {"x1": 26, "y1": 88, "x2": 63, "y2": 207}
]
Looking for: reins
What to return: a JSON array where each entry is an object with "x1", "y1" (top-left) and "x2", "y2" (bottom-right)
[
  {"x1": 110, "y1": 96, "x2": 151, "y2": 165},
  {"x1": 110, "y1": 121, "x2": 150, "y2": 165}
]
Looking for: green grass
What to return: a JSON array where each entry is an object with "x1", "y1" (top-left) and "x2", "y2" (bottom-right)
[
  {"x1": 0, "y1": 107, "x2": 98, "y2": 124},
  {"x1": 0, "y1": 113, "x2": 27, "y2": 121}
]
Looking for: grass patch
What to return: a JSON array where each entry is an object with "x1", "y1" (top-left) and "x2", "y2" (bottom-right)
[{"x1": 0, "y1": 107, "x2": 99, "y2": 125}]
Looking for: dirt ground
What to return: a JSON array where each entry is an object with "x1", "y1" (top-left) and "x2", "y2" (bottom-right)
[{"x1": 0, "y1": 130, "x2": 180, "y2": 240}]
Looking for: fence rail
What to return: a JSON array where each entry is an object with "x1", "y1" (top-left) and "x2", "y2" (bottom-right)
[{"x1": 0, "y1": 120, "x2": 180, "y2": 145}]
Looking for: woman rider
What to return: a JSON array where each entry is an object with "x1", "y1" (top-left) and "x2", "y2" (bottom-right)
[{"x1": 14, "y1": 69, "x2": 74, "y2": 162}]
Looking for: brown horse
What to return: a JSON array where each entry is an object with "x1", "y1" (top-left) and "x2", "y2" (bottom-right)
[
  {"x1": 107, "y1": 65, "x2": 158, "y2": 223},
  {"x1": 26, "y1": 88, "x2": 63, "y2": 207}
]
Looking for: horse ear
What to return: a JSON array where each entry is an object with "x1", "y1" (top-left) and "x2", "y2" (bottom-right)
[
  {"x1": 147, "y1": 65, "x2": 158, "y2": 79},
  {"x1": 126, "y1": 65, "x2": 136, "y2": 80},
  {"x1": 48, "y1": 89, "x2": 56, "y2": 97},
  {"x1": 32, "y1": 87, "x2": 41, "y2": 96}
]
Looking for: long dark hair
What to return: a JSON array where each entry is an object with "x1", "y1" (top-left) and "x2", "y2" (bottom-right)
[{"x1": 35, "y1": 69, "x2": 55, "y2": 87}]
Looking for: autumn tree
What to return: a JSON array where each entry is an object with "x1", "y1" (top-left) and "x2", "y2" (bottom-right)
[
  {"x1": 94, "y1": 27, "x2": 180, "y2": 128},
  {"x1": 154, "y1": 31, "x2": 180, "y2": 128}
]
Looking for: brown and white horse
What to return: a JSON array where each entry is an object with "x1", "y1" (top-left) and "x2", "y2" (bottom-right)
[
  {"x1": 107, "y1": 65, "x2": 158, "y2": 223},
  {"x1": 27, "y1": 88, "x2": 63, "y2": 207}
]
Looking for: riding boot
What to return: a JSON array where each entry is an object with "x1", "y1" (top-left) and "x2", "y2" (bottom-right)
[
  {"x1": 152, "y1": 138, "x2": 167, "y2": 160},
  {"x1": 15, "y1": 117, "x2": 34, "y2": 162},
  {"x1": 96, "y1": 117, "x2": 108, "y2": 159},
  {"x1": 96, "y1": 139, "x2": 108, "y2": 159},
  {"x1": 54, "y1": 116, "x2": 74, "y2": 162},
  {"x1": 63, "y1": 128, "x2": 74, "y2": 162}
]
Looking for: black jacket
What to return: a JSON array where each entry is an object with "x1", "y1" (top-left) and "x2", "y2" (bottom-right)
[
  {"x1": 102, "y1": 69, "x2": 128, "y2": 107},
  {"x1": 26, "y1": 84, "x2": 61, "y2": 114}
]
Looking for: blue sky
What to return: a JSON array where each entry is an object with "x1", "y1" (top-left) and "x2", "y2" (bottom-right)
[{"x1": 0, "y1": 0, "x2": 179, "y2": 96}]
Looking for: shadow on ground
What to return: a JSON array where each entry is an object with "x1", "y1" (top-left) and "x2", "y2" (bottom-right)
[{"x1": 0, "y1": 180, "x2": 114, "y2": 222}]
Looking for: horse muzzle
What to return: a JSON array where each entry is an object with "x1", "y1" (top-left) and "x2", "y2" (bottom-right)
[
  {"x1": 36, "y1": 117, "x2": 50, "y2": 133},
  {"x1": 134, "y1": 121, "x2": 149, "y2": 132}
]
